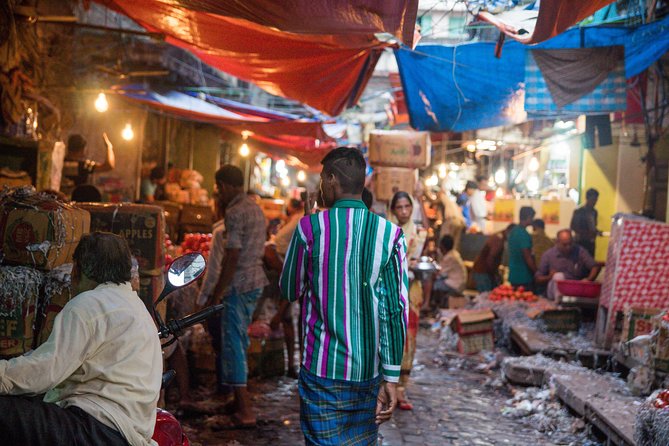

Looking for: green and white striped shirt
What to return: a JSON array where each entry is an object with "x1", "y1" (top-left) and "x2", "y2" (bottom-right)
[{"x1": 279, "y1": 199, "x2": 408, "y2": 382}]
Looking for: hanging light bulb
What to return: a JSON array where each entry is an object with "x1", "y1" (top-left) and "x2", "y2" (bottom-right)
[
  {"x1": 121, "y1": 123, "x2": 134, "y2": 141},
  {"x1": 527, "y1": 175, "x2": 539, "y2": 193},
  {"x1": 494, "y1": 168, "x2": 506, "y2": 185},
  {"x1": 94, "y1": 92, "x2": 109, "y2": 113},
  {"x1": 239, "y1": 143, "x2": 250, "y2": 157},
  {"x1": 281, "y1": 176, "x2": 291, "y2": 187},
  {"x1": 297, "y1": 170, "x2": 306, "y2": 183},
  {"x1": 528, "y1": 156, "x2": 540, "y2": 172},
  {"x1": 495, "y1": 187, "x2": 504, "y2": 198}
]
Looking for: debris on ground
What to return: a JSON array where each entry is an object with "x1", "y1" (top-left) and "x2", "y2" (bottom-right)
[{"x1": 635, "y1": 389, "x2": 669, "y2": 446}]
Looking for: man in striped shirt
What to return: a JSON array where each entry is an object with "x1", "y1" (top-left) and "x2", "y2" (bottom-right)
[{"x1": 280, "y1": 147, "x2": 409, "y2": 445}]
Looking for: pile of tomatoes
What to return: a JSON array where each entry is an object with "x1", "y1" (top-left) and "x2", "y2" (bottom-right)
[
  {"x1": 654, "y1": 390, "x2": 669, "y2": 409},
  {"x1": 180, "y1": 233, "x2": 212, "y2": 259},
  {"x1": 488, "y1": 284, "x2": 539, "y2": 302}
]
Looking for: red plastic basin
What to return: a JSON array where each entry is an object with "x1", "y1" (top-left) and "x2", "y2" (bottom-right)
[{"x1": 556, "y1": 279, "x2": 601, "y2": 298}]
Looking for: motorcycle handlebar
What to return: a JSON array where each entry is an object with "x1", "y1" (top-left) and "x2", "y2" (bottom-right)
[{"x1": 159, "y1": 303, "x2": 225, "y2": 339}]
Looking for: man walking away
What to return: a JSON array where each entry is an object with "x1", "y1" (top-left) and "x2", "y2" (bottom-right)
[
  {"x1": 280, "y1": 147, "x2": 409, "y2": 445},
  {"x1": 471, "y1": 224, "x2": 515, "y2": 292},
  {"x1": 570, "y1": 188, "x2": 600, "y2": 257},
  {"x1": 508, "y1": 206, "x2": 537, "y2": 291},
  {"x1": 200, "y1": 165, "x2": 268, "y2": 428}
]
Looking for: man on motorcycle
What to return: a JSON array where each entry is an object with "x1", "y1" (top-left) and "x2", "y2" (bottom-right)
[{"x1": 0, "y1": 232, "x2": 162, "y2": 446}]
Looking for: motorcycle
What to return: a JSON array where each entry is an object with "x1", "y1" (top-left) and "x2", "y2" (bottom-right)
[{"x1": 150, "y1": 252, "x2": 224, "y2": 446}]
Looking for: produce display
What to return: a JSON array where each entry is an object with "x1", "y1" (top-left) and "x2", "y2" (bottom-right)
[
  {"x1": 654, "y1": 390, "x2": 669, "y2": 409},
  {"x1": 488, "y1": 284, "x2": 539, "y2": 302},
  {"x1": 180, "y1": 233, "x2": 212, "y2": 259}
]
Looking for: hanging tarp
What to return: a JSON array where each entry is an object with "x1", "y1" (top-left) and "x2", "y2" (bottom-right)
[
  {"x1": 112, "y1": 86, "x2": 335, "y2": 164},
  {"x1": 396, "y1": 14, "x2": 669, "y2": 131},
  {"x1": 468, "y1": 0, "x2": 616, "y2": 44},
  {"x1": 94, "y1": 0, "x2": 418, "y2": 116}
]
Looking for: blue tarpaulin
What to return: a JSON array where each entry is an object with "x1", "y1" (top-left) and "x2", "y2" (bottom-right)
[{"x1": 396, "y1": 14, "x2": 669, "y2": 131}]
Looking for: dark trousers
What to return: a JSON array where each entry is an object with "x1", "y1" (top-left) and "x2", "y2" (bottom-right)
[{"x1": 0, "y1": 396, "x2": 129, "y2": 446}]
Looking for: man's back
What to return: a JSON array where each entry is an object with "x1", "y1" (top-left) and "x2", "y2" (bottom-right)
[
  {"x1": 280, "y1": 199, "x2": 408, "y2": 383},
  {"x1": 508, "y1": 225, "x2": 533, "y2": 285}
]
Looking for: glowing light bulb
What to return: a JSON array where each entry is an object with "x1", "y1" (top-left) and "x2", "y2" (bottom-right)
[
  {"x1": 281, "y1": 177, "x2": 290, "y2": 187},
  {"x1": 527, "y1": 175, "x2": 539, "y2": 192},
  {"x1": 121, "y1": 123, "x2": 134, "y2": 141},
  {"x1": 297, "y1": 170, "x2": 306, "y2": 183},
  {"x1": 438, "y1": 164, "x2": 447, "y2": 179},
  {"x1": 94, "y1": 92, "x2": 108, "y2": 113},
  {"x1": 528, "y1": 156, "x2": 540, "y2": 172},
  {"x1": 239, "y1": 143, "x2": 250, "y2": 157},
  {"x1": 494, "y1": 168, "x2": 506, "y2": 185}
]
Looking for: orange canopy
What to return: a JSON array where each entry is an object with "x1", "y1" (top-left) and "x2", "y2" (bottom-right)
[{"x1": 95, "y1": 0, "x2": 418, "y2": 115}]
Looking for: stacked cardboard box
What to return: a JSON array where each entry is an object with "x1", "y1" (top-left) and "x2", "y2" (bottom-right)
[
  {"x1": 368, "y1": 130, "x2": 431, "y2": 202},
  {"x1": 453, "y1": 309, "x2": 495, "y2": 354}
]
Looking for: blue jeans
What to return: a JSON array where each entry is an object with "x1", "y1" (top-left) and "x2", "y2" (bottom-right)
[{"x1": 219, "y1": 288, "x2": 262, "y2": 387}]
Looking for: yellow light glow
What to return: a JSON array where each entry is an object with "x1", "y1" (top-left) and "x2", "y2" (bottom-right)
[
  {"x1": 494, "y1": 168, "x2": 506, "y2": 184},
  {"x1": 528, "y1": 157, "x2": 540, "y2": 172},
  {"x1": 495, "y1": 187, "x2": 504, "y2": 198},
  {"x1": 281, "y1": 177, "x2": 290, "y2": 187},
  {"x1": 121, "y1": 123, "x2": 134, "y2": 141},
  {"x1": 239, "y1": 143, "x2": 250, "y2": 157},
  {"x1": 94, "y1": 92, "x2": 108, "y2": 113},
  {"x1": 438, "y1": 163, "x2": 447, "y2": 179},
  {"x1": 297, "y1": 170, "x2": 306, "y2": 182}
]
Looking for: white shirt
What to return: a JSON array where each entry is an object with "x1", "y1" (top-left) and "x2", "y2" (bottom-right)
[
  {"x1": 470, "y1": 190, "x2": 488, "y2": 232},
  {"x1": 0, "y1": 282, "x2": 162, "y2": 446},
  {"x1": 438, "y1": 250, "x2": 467, "y2": 292},
  {"x1": 197, "y1": 219, "x2": 225, "y2": 306}
]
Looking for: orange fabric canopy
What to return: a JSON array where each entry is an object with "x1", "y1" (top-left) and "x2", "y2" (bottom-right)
[{"x1": 96, "y1": 0, "x2": 418, "y2": 115}]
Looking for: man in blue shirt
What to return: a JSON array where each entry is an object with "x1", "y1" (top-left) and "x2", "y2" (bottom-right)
[{"x1": 507, "y1": 206, "x2": 537, "y2": 290}]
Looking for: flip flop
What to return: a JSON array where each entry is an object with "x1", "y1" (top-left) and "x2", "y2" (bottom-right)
[{"x1": 398, "y1": 400, "x2": 414, "y2": 411}]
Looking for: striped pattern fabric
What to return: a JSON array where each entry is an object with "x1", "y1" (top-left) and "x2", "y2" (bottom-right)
[
  {"x1": 298, "y1": 368, "x2": 381, "y2": 446},
  {"x1": 280, "y1": 199, "x2": 408, "y2": 383}
]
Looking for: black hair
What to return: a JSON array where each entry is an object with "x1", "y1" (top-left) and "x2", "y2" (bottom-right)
[
  {"x1": 586, "y1": 188, "x2": 599, "y2": 199},
  {"x1": 73, "y1": 232, "x2": 132, "y2": 284},
  {"x1": 362, "y1": 187, "x2": 373, "y2": 210},
  {"x1": 289, "y1": 198, "x2": 302, "y2": 209},
  {"x1": 67, "y1": 134, "x2": 87, "y2": 152},
  {"x1": 475, "y1": 175, "x2": 486, "y2": 183},
  {"x1": 390, "y1": 191, "x2": 412, "y2": 210},
  {"x1": 531, "y1": 218, "x2": 545, "y2": 229},
  {"x1": 465, "y1": 180, "x2": 478, "y2": 190},
  {"x1": 150, "y1": 166, "x2": 165, "y2": 181},
  {"x1": 71, "y1": 184, "x2": 102, "y2": 202},
  {"x1": 215, "y1": 164, "x2": 244, "y2": 187},
  {"x1": 505, "y1": 223, "x2": 517, "y2": 233},
  {"x1": 519, "y1": 206, "x2": 536, "y2": 221},
  {"x1": 320, "y1": 147, "x2": 366, "y2": 194},
  {"x1": 440, "y1": 235, "x2": 454, "y2": 252}
]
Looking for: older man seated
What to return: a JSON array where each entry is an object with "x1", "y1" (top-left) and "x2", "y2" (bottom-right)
[{"x1": 535, "y1": 229, "x2": 601, "y2": 300}]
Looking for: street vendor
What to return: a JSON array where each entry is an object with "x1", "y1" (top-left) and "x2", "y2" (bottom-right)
[{"x1": 535, "y1": 229, "x2": 601, "y2": 300}]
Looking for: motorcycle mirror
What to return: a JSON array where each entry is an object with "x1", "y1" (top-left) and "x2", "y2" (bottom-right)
[{"x1": 155, "y1": 253, "x2": 206, "y2": 305}]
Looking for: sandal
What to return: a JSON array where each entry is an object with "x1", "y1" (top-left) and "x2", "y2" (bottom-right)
[{"x1": 398, "y1": 400, "x2": 414, "y2": 411}]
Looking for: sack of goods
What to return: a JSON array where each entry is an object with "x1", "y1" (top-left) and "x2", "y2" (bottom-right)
[
  {"x1": 0, "y1": 265, "x2": 42, "y2": 358},
  {"x1": 0, "y1": 186, "x2": 90, "y2": 270}
]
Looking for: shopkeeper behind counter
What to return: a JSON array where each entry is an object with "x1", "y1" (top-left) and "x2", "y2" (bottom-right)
[{"x1": 62, "y1": 133, "x2": 116, "y2": 191}]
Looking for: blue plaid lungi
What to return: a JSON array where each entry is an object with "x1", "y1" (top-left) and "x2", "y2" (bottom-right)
[{"x1": 298, "y1": 368, "x2": 381, "y2": 446}]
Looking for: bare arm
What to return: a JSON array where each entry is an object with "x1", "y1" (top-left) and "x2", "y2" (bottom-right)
[
  {"x1": 522, "y1": 248, "x2": 537, "y2": 275},
  {"x1": 212, "y1": 248, "x2": 240, "y2": 302},
  {"x1": 586, "y1": 264, "x2": 602, "y2": 281},
  {"x1": 96, "y1": 132, "x2": 116, "y2": 172}
]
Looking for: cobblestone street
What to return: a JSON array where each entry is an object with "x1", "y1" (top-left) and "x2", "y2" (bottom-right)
[{"x1": 177, "y1": 328, "x2": 602, "y2": 446}]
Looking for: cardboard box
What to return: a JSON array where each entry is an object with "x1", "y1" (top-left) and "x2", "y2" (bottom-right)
[
  {"x1": 179, "y1": 204, "x2": 214, "y2": 227},
  {"x1": 453, "y1": 309, "x2": 495, "y2": 335},
  {"x1": 155, "y1": 201, "x2": 182, "y2": 240},
  {"x1": 78, "y1": 203, "x2": 166, "y2": 275},
  {"x1": 622, "y1": 307, "x2": 661, "y2": 341},
  {"x1": 368, "y1": 130, "x2": 431, "y2": 168},
  {"x1": 448, "y1": 296, "x2": 468, "y2": 309},
  {"x1": 36, "y1": 283, "x2": 73, "y2": 347},
  {"x1": 373, "y1": 167, "x2": 418, "y2": 202},
  {"x1": 458, "y1": 332, "x2": 494, "y2": 355},
  {"x1": 654, "y1": 316, "x2": 669, "y2": 372},
  {"x1": 0, "y1": 266, "x2": 41, "y2": 358},
  {"x1": 0, "y1": 193, "x2": 90, "y2": 270},
  {"x1": 539, "y1": 308, "x2": 581, "y2": 333}
]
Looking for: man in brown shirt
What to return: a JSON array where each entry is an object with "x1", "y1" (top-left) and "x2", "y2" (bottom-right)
[{"x1": 472, "y1": 223, "x2": 516, "y2": 291}]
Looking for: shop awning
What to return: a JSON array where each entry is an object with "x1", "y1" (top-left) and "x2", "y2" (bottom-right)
[
  {"x1": 468, "y1": 0, "x2": 616, "y2": 44},
  {"x1": 94, "y1": 0, "x2": 418, "y2": 116},
  {"x1": 395, "y1": 14, "x2": 669, "y2": 132},
  {"x1": 113, "y1": 86, "x2": 337, "y2": 164}
]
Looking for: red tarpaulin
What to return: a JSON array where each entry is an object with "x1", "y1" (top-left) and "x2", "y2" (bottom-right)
[
  {"x1": 475, "y1": 0, "x2": 616, "y2": 44},
  {"x1": 95, "y1": 0, "x2": 418, "y2": 116}
]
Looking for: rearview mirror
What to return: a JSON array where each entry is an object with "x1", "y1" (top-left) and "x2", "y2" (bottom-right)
[{"x1": 167, "y1": 252, "x2": 206, "y2": 287}]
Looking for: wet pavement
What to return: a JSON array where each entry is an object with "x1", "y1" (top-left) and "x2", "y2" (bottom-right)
[{"x1": 174, "y1": 328, "x2": 602, "y2": 445}]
